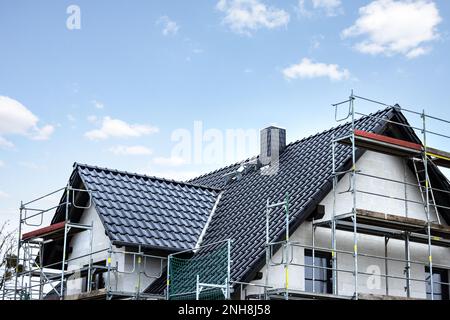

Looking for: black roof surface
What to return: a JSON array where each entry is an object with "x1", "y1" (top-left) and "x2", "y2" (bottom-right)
[
  {"x1": 54, "y1": 164, "x2": 221, "y2": 251},
  {"x1": 185, "y1": 107, "x2": 417, "y2": 285},
  {"x1": 145, "y1": 107, "x2": 405, "y2": 295}
]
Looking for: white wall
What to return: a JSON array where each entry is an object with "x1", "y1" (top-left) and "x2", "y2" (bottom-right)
[
  {"x1": 247, "y1": 151, "x2": 450, "y2": 299},
  {"x1": 65, "y1": 203, "x2": 166, "y2": 297}
]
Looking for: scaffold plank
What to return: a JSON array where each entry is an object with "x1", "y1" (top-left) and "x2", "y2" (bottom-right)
[
  {"x1": 315, "y1": 209, "x2": 450, "y2": 246},
  {"x1": 355, "y1": 209, "x2": 450, "y2": 239},
  {"x1": 22, "y1": 221, "x2": 66, "y2": 241},
  {"x1": 426, "y1": 147, "x2": 450, "y2": 169},
  {"x1": 338, "y1": 130, "x2": 450, "y2": 168},
  {"x1": 339, "y1": 130, "x2": 422, "y2": 157}
]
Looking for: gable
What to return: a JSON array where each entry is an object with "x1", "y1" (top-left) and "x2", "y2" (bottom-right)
[{"x1": 319, "y1": 150, "x2": 444, "y2": 224}]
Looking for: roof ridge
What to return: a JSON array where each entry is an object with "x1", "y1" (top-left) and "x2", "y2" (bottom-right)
[
  {"x1": 189, "y1": 106, "x2": 396, "y2": 182},
  {"x1": 73, "y1": 163, "x2": 222, "y2": 192}
]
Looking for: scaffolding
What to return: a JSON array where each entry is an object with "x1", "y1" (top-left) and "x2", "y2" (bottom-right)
[
  {"x1": 6, "y1": 92, "x2": 450, "y2": 301},
  {"x1": 258, "y1": 92, "x2": 450, "y2": 300},
  {"x1": 9, "y1": 184, "x2": 167, "y2": 300}
]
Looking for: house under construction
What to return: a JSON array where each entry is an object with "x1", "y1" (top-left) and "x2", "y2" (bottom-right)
[{"x1": 4, "y1": 92, "x2": 450, "y2": 300}]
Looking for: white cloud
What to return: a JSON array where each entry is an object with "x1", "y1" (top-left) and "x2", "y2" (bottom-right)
[
  {"x1": 0, "y1": 160, "x2": 4, "y2": 167},
  {"x1": 282, "y1": 58, "x2": 350, "y2": 81},
  {"x1": 0, "y1": 97, "x2": 37, "y2": 135},
  {"x1": 216, "y1": 0, "x2": 290, "y2": 35},
  {"x1": 32, "y1": 125, "x2": 55, "y2": 141},
  {"x1": 0, "y1": 136, "x2": 14, "y2": 148},
  {"x1": 85, "y1": 116, "x2": 159, "y2": 140},
  {"x1": 153, "y1": 155, "x2": 187, "y2": 167},
  {"x1": 406, "y1": 46, "x2": 431, "y2": 59},
  {"x1": 109, "y1": 145, "x2": 153, "y2": 156},
  {"x1": 67, "y1": 114, "x2": 76, "y2": 122},
  {"x1": 156, "y1": 16, "x2": 180, "y2": 36},
  {"x1": 87, "y1": 115, "x2": 98, "y2": 123},
  {"x1": 298, "y1": 0, "x2": 343, "y2": 17},
  {"x1": 0, "y1": 190, "x2": 10, "y2": 199},
  {"x1": 91, "y1": 100, "x2": 104, "y2": 109},
  {"x1": 19, "y1": 161, "x2": 41, "y2": 170},
  {"x1": 342, "y1": 0, "x2": 442, "y2": 58},
  {"x1": 310, "y1": 34, "x2": 325, "y2": 50},
  {"x1": 0, "y1": 96, "x2": 54, "y2": 142}
]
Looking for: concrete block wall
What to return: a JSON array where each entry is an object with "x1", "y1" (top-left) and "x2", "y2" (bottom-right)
[{"x1": 65, "y1": 203, "x2": 164, "y2": 297}]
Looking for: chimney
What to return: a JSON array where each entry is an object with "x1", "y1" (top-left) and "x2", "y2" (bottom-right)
[{"x1": 259, "y1": 126, "x2": 286, "y2": 167}]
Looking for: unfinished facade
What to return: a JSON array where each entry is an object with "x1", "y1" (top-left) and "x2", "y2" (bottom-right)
[{"x1": 7, "y1": 94, "x2": 450, "y2": 300}]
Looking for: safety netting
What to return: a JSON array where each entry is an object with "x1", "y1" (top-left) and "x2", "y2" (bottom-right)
[{"x1": 167, "y1": 240, "x2": 230, "y2": 300}]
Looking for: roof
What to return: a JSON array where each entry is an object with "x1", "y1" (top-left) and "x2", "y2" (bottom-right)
[
  {"x1": 145, "y1": 108, "x2": 407, "y2": 294},
  {"x1": 53, "y1": 164, "x2": 221, "y2": 251},
  {"x1": 39, "y1": 105, "x2": 450, "y2": 295},
  {"x1": 183, "y1": 106, "x2": 444, "y2": 286}
]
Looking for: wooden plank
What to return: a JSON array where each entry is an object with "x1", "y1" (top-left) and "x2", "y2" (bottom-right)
[
  {"x1": 339, "y1": 130, "x2": 450, "y2": 168},
  {"x1": 339, "y1": 130, "x2": 422, "y2": 157},
  {"x1": 354, "y1": 130, "x2": 422, "y2": 151},
  {"x1": 426, "y1": 147, "x2": 450, "y2": 168},
  {"x1": 427, "y1": 146, "x2": 450, "y2": 161},
  {"x1": 355, "y1": 209, "x2": 450, "y2": 239},
  {"x1": 22, "y1": 221, "x2": 66, "y2": 240},
  {"x1": 65, "y1": 288, "x2": 107, "y2": 300},
  {"x1": 330, "y1": 220, "x2": 450, "y2": 247},
  {"x1": 358, "y1": 293, "x2": 423, "y2": 301}
]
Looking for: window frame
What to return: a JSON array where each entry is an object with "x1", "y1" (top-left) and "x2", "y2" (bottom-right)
[
  {"x1": 304, "y1": 249, "x2": 333, "y2": 294},
  {"x1": 425, "y1": 266, "x2": 449, "y2": 300}
]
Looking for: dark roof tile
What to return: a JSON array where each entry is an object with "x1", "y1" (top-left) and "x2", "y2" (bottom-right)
[{"x1": 72, "y1": 164, "x2": 221, "y2": 251}]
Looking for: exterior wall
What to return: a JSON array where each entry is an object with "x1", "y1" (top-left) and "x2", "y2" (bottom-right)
[
  {"x1": 65, "y1": 203, "x2": 165, "y2": 297},
  {"x1": 247, "y1": 151, "x2": 450, "y2": 299}
]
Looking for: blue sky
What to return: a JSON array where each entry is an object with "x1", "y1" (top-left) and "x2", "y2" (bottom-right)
[{"x1": 1, "y1": 0, "x2": 450, "y2": 230}]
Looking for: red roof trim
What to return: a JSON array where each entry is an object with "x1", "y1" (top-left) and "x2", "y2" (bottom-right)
[
  {"x1": 354, "y1": 130, "x2": 422, "y2": 151},
  {"x1": 22, "y1": 221, "x2": 66, "y2": 240}
]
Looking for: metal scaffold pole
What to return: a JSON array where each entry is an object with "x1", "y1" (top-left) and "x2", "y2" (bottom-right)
[
  {"x1": 403, "y1": 159, "x2": 411, "y2": 298},
  {"x1": 284, "y1": 193, "x2": 290, "y2": 301},
  {"x1": 422, "y1": 110, "x2": 434, "y2": 300},
  {"x1": 14, "y1": 202, "x2": 23, "y2": 300},
  {"x1": 331, "y1": 134, "x2": 338, "y2": 296},
  {"x1": 227, "y1": 239, "x2": 231, "y2": 300},
  {"x1": 60, "y1": 186, "x2": 70, "y2": 300},
  {"x1": 311, "y1": 218, "x2": 316, "y2": 294},
  {"x1": 166, "y1": 254, "x2": 171, "y2": 300},
  {"x1": 350, "y1": 90, "x2": 359, "y2": 300},
  {"x1": 404, "y1": 232, "x2": 411, "y2": 297},
  {"x1": 39, "y1": 241, "x2": 44, "y2": 299},
  {"x1": 106, "y1": 244, "x2": 112, "y2": 300}
]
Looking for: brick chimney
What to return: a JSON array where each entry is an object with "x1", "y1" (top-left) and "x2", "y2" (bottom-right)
[{"x1": 259, "y1": 126, "x2": 286, "y2": 167}]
